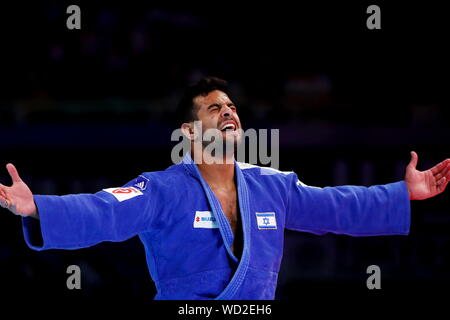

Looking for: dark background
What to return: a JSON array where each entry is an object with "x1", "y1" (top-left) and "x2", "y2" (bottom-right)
[{"x1": 0, "y1": 1, "x2": 449, "y2": 306}]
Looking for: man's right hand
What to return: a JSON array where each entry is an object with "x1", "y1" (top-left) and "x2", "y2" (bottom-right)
[{"x1": 0, "y1": 163, "x2": 38, "y2": 219}]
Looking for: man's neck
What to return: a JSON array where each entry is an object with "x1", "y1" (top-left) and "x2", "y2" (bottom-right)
[
  {"x1": 197, "y1": 161, "x2": 235, "y2": 188},
  {"x1": 192, "y1": 149, "x2": 235, "y2": 188}
]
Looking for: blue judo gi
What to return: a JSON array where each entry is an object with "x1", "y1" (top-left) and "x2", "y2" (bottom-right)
[{"x1": 22, "y1": 154, "x2": 410, "y2": 299}]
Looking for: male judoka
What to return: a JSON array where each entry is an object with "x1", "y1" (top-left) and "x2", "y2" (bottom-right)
[{"x1": 1, "y1": 77, "x2": 449, "y2": 299}]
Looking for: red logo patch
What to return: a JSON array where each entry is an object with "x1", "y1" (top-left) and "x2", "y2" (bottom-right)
[{"x1": 112, "y1": 188, "x2": 136, "y2": 194}]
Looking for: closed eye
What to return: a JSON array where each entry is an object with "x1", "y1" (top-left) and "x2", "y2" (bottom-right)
[{"x1": 207, "y1": 104, "x2": 220, "y2": 111}]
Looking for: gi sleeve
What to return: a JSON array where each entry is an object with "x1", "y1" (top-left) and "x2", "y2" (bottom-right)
[
  {"x1": 285, "y1": 173, "x2": 411, "y2": 236},
  {"x1": 21, "y1": 175, "x2": 155, "y2": 251}
]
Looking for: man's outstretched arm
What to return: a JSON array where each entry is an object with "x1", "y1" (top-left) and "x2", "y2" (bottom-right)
[
  {"x1": 285, "y1": 152, "x2": 449, "y2": 236},
  {"x1": 1, "y1": 163, "x2": 155, "y2": 251}
]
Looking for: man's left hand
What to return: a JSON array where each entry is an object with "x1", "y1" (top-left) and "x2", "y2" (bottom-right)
[{"x1": 405, "y1": 151, "x2": 450, "y2": 200}]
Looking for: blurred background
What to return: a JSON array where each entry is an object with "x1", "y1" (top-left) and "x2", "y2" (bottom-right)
[{"x1": 0, "y1": 1, "x2": 449, "y2": 303}]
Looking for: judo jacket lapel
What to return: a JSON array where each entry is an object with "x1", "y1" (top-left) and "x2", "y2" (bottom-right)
[{"x1": 181, "y1": 153, "x2": 251, "y2": 299}]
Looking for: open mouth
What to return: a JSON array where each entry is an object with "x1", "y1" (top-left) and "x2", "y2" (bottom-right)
[
  {"x1": 220, "y1": 121, "x2": 237, "y2": 132},
  {"x1": 221, "y1": 123, "x2": 236, "y2": 132}
]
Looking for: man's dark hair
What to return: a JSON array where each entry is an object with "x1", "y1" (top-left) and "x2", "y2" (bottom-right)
[{"x1": 176, "y1": 76, "x2": 230, "y2": 124}]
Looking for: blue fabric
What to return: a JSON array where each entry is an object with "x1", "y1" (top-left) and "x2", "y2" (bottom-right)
[{"x1": 22, "y1": 155, "x2": 411, "y2": 299}]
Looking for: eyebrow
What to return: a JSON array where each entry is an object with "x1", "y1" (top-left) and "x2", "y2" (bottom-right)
[{"x1": 207, "y1": 102, "x2": 234, "y2": 110}]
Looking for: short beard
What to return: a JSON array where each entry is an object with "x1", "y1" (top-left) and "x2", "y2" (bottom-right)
[
  {"x1": 200, "y1": 131, "x2": 242, "y2": 164},
  {"x1": 203, "y1": 136, "x2": 239, "y2": 157}
]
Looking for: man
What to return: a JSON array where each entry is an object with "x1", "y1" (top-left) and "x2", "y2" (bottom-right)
[{"x1": 0, "y1": 77, "x2": 449, "y2": 299}]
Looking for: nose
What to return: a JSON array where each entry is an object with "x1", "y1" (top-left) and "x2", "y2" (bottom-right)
[{"x1": 221, "y1": 105, "x2": 233, "y2": 119}]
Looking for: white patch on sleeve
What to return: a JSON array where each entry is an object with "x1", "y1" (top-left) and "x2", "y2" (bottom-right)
[{"x1": 103, "y1": 187, "x2": 143, "y2": 202}]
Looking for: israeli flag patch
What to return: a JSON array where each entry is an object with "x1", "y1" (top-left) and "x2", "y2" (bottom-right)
[{"x1": 256, "y1": 212, "x2": 277, "y2": 230}]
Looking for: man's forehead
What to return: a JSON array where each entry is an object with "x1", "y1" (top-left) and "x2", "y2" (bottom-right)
[{"x1": 194, "y1": 90, "x2": 231, "y2": 106}]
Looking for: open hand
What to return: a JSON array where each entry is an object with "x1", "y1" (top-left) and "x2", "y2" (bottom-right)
[
  {"x1": 405, "y1": 151, "x2": 450, "y2": 200},
  {"x1": 0, "y1": 163, "x2": 37, "y2": 218}
]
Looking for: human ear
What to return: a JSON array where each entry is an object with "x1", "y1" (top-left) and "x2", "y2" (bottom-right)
[{"x1": 181, "y1": 122, "x2": 195, "y2": 140}]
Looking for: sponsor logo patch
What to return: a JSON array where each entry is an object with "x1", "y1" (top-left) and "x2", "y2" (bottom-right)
[
  {"x1": 256, "y1": 212, "x2": 277, "y2": 230},
  {"x1": 103, "y1": 187, "x2": 143, "y2": 202},
  {"x1": 193, "y1": 211, "x2": 219, "y2": 229},
  {"x1": 134, "y1": 175, "x2": 149, "y2": 191}
]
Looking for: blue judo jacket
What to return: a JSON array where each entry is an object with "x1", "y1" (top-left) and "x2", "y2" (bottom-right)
[{"x1": 22, "y1": 154, "x2": 411, "y2": 299}]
